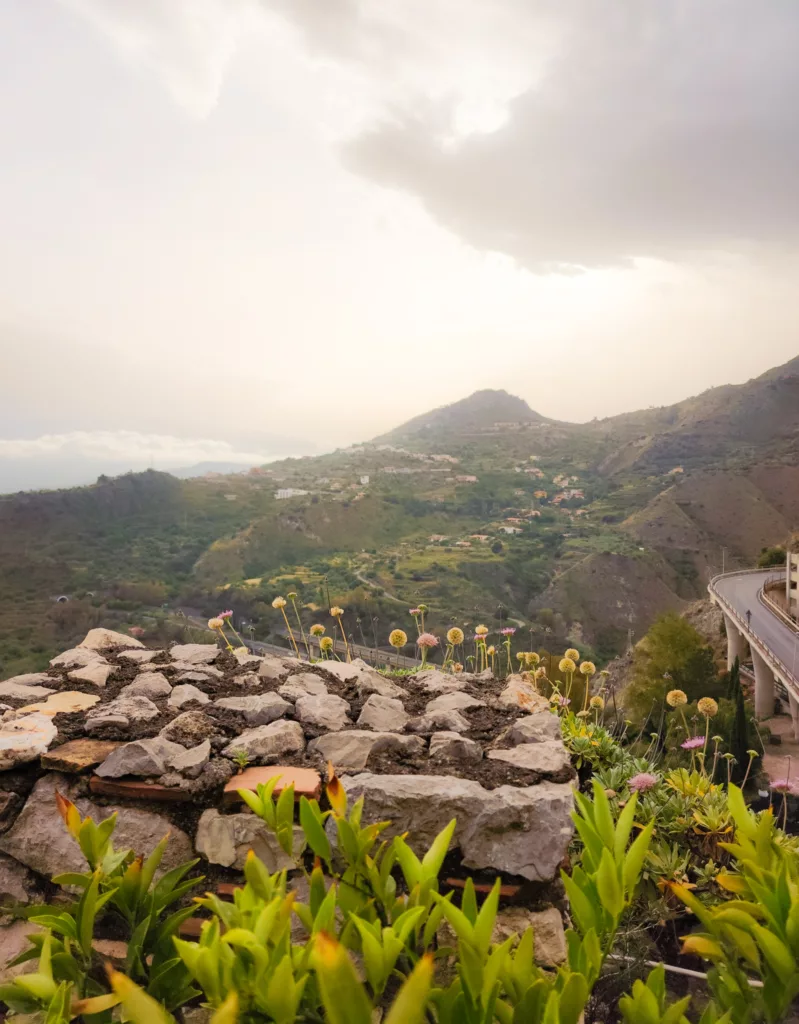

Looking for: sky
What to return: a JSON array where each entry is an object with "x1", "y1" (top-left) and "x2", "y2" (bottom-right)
[{"x1": 1, "y1": 0, "x2": 799, "y2": 490}]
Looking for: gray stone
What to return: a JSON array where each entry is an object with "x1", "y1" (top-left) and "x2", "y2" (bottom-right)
[
  {"x1": 117, "y1": 649, "x2": 160, "y2": 664},
  {"x1": 119, "y1": 671, "x2": 172, "y2": 699},
  {"x1": 0, "y1": 919, "x2": 45, "y2": 984},
  {"x1": 257, "y1": 656, "x2": 292, "y2": 682},
  {"x1": 493, "y1": 907, "x2": 567, "y2": 967},
  {"x1": 308, "y1": 731, "x2": 425, "y2": 771},
  {"x1": 429, "y1": 731, "x2": 482, "y2": 762},
  {"x1": 337, "y1": 774, "x2": 574, "y2": 882},
  {"x1": 214, "y1": 693, "x2": 290, "y2": 726},
  {"x1": 407, "y1": 710, "x2": 471, "y2": 735},
  {"x1": 169, "y1": 663, "x2": 223, "y2": 678},
  {"x1": 85, "y1": 696, "x2": 159, "y2": 732},
  {"x1": 96, "y1": 737, "x2": 186, "y2": 778},
  {"x1": 487, "y1": 742, "x2": 571, "y2": 774},
  {"x1": 0, "y1": 854, "x2": 35, "y2": 906},
  {"x1": 167, "y1": 739, "x2": 211, "y2": 778},
  {"x1": 175, "y1": 671, "x2": 216, "y2": 684},
  {"x1": 223, "y1": 720, "x2": 305, "y2": 761},
  {"x1": 498, "y1": 677, "x2": 549, "y2": 712},
  {"x1": 0, "y1": 773, "x2": 193, "y2": 878},
  {"x1": 160, "y1": 711, "x2": 215, "y2": 747},
  {"x1": 357, "y1": 694, "x2": 409, "y2": 732},
  {"x1": 169, "y1": 644, "x2": 221, "y2": 665},
  {"x1": 232, "y1": 649, "x2": 261, "y2": 668},
  {"x1": 0, "y1": 680, "x2": 55, "y2": 701},
  {"x1": 0, "y1": 713, "x2": 58, "y2": 769},
  {"x1": 356, "y1": 674, "x2": 407, "y2": 699},
  {"x1": 315, "y1": 660, "x2": 362, "y2": 684},
  {"x1": 183, "y1": 1009, "x2": 213, "y2": 1024},
  {"x1": 80, "y1": 628, "x2": 145, "y2": 651},
  {"x1": 295, "y1": 694, "x2": 351, "y2": 734},
  {"x1": 231, "y1": 672, "x2": 261, "y2": 688},
  {"x1": 415, "y1": 670, "x2": 467, "y2": 695},
  {"x1": 50, "y1": 647, "x2": 105, "y2": 669},
  {"x1": 425, "y1": 691, "x2": 485, "y2": 715},
  {"x1": 195, "y1": 808, "x2": 302, "y2": 870},
  {"x1": 496, "y1": 713, "x2": 561, "y2": 746},
  {"x1": 168, "y1": 684, "x2": 210, "y2": 708},
  {"x1": 68, "y1": 662, "x2": 113, "y2": 688},
  {"x1": 278, "y1": 673, "x2": 328, "y2": 702},
  {"x1": 0, "y1": 673, "x2": 53, "y2": 689}
]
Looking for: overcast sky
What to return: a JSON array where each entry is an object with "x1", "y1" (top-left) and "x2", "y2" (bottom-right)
[{"x1": 1, "y1": 0, "x2": 799, "y2": 488}]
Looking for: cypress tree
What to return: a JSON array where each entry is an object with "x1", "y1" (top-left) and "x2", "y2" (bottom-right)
[
  {"x1": 731, "y1": 682, "x2": 749, "y2": 783},
  {"x1": 727, "y1": 655, "x2": 741, "y2": 699}
]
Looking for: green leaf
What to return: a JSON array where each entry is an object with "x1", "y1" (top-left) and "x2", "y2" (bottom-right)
[
  {"x1": 393, "y1": 837, "x2": 422, "y2": 890},
  {"x1": 108, "y1": 969, "x2": 175, "y2": 1023},
  {"x1": 473, "y1": 879, "x2": 501, "y2": 956},
  {"x1": 590, "y1": 779, "x2": 616, "y2": 850},
  {"x1": 300, "y1": 796, "x2": 332, "y2": 863},
  {"x1": 561, "y1": 872, "x2": 597, "y2": 937},
  {"x1": 460, "y1": 878, "x2": 478, "y2": 926},
  {"x1": 596, "y1": 848, "x2": 623, "y2": 921},
  {"x1": 613, "y1": 793, "x2": 638, "y2": 861},
  {"x1": 210, "y1": 992, "x2": 239, "y2": 1024},
  {"x1": 312, "y1": 932, "x2": 373, "y2": 1024},
  {"x1": 420, "y1": 819, "x2": 456, "y2": 881},
  {"x1": 622, "y1": 821, "x2": 654, "y2": 897},
  {"x1": 752, "y1": 923, "x2": 796, "y2": 984},
  {"x1": 384, "y1": 954, "x2": 434, "y2": 1024}
]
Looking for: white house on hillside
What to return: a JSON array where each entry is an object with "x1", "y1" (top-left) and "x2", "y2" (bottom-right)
[{"x1": 275, "y1": 488, "x2": 309, "y2": 500}]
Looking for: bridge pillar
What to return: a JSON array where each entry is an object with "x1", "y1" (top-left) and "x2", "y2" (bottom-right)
[
  {"x1": 724, "y1": 613, "x2": 748, "y2": 671},
  {"x1": 752, "y1": 648, "x2": 775, "y2": 719},
  {"x1": 790, "y1": 695, "x2": 799, "y2": 743}
]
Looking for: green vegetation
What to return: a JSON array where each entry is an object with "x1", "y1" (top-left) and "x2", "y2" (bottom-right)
[{"x1": 758, "y1": 545, "x2": 787, "y2": 568}]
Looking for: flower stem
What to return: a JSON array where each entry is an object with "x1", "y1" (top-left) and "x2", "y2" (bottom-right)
[{"x1": 281, "y1": 609, "x2": 299, "y2": 657}]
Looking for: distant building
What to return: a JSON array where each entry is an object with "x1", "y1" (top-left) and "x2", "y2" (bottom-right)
[
  {"x1": 534, "y1": 490, "x2": 548, "y2": 500},
  {"x1": 455, "y1": 540, "x2": 472, "y2": 547},
  {"x1": 470, "y1": 534, "x2": 490, "y2": 542},
  {"x1": 275, "y1": 488, "x2": 309, "y2": 500},
  {"x1": 454, "y1": 475, "x2": 478, "y2": 483},
  {"x1": 788, "y1": 548, "x2": 799, "y2": 617},
  {"x1": 429, "y1": 534, "x2": 448, "y2": 543},
  {"x1": 668, "y1": 466, "x2": 685, "y2": 475},
  {"x1": 499, "y1": 526, "x2": 522, "y2": 535},
  {"x1": 360, "y1": 474, "x2": 370, "y2": 485}
]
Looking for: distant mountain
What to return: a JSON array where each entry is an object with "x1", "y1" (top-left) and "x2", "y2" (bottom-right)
[
  {"x1": 169, "y1": 461, "x2": 258, "y2": 479},
  {"x1": 375, "y1": 389, "x2": 548, "y2": 442}
]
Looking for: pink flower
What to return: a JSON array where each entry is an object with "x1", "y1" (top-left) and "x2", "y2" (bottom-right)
[
  {"x1": 553, "y1": 695, "x2": 571, "y2": 707},
  {"x1": 417, "y1": 632, "x2": 440, "y2": 649},
  {"x1": 409, "y1": 608, "x2": 421, "y2": 615},
  {"x1": 628, "y1": 772, "x2": 658, "y2": 793},
  {"x1": 500, "y1": 627, "x2": 516, "y2": 635},
  {"x1": 772, "y1": 778, "x2": 796, "y2": 794},
  {"x1": 128, "y1": 626, "x2": 145, "y2": 638},
  {"x1": 219, "y1": 609, "x2": 233, "y2": 618},
  {"x1": 681, "y1": 736, "x2": 704, "y2": 750}
]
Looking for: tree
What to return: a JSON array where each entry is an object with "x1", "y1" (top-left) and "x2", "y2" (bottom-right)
[
  {"x1": 730, "y1": 682, "x2": 749, "y2": 782},
  {"x1": 757, "y1": 545, "x2": 786, "y2": 568},
  {"x1": 727, "y1": 655, "x2": 741, "y2": 699},
  {"x1": 625, "y1": 612, "x2": 721, "y2": 722}
]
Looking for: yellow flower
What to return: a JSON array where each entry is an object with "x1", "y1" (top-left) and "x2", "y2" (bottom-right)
[
  {"x1": 487, "y1": 645, "x2": 496, "y2": 656},
  {"x1": 389, "y1": 629, "x2": 408, "y2": 648},
  {"x1": 453, "y1": 662, "x2": 463, "y2": 673},
  {"x1": 475, "y1": 624, "x2": 489, "y2": 636},
  {"x1": 287, "y1": 591, "x2": 298, "y2": 600},
  {"x1": 698, "y1": 697, "x2": 719, "y2": 718},
  {"x1": 559, "y1": 657, "x2": 576, "y2": 674},
  {"x1": 589, "y1": 695, "x2": 605, "y2": 710},
  {"x1": 534, "y1": 667, "x2": 547, "y2": 679},
  {"x1": 565, "y1": 648, "x2": 579, "y2": 661},
  {"x1": 320, "y1": 636, "x2": 334, "y2": 652},
  {"x1": 208, "y1": 617, "x2": 224, "y2": 630},
  {"x1": 272, "y1": 597, "x2": 287, "y2": 609},
  {"x1": 330, "y1": 606, "x2": 344, "y2": 617},
  {"x1": 576, "y1": 710, "x2": 590, "y2": 719},
  {"x1": 447, "y1": 627, "x2": 464, "y2": 645},
  {"x1": 309, "y1": 624, "x2": 325, "y2": 637},
  {"x1": 580, "y1": 661, "x2": 596, "y2": 676},
  {"x1": 666, "y1": 689, "x2": 688, "y2": 707}
]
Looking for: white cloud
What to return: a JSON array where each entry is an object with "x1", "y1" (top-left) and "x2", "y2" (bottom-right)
[{"x1": 0, "y1": 431, "x2": 269, "y2": 468}]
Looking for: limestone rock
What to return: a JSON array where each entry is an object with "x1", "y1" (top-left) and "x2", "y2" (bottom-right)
[
  {"x1": 0, "y1": 680, "x2": 55, "y2": 701},
  {"x1": 232, "y1": 649, "x2": 261, "y2": 667},
  {"x1": 18, "y1": 691, "x2": 100, "y2": 717},
  {"x1": 487, "y1": 742, "x2": 571, "y2": 774},
  {"x1": 425, "y1": 691, "x2": 485, "y2": 715},
  {"x1": 257, "y1": 656, "x2": 292, "y2": 682},
  {"x1": 295, "y1": 694, "x2": 351, "y2": 734},
  {"x1": 337, "y1": 774, "x2": 574, "y2": 882},
  {"x1": 50, "y1": 648, "x2": 105, "y2": 669},
  {"x1": 170, "y1": 663, "x2": 223, "y2": 679},
  {"x1": 214, "y1": 693, "x2": 290, "y2": 726},
  {"x1": 357, "y1": 694, "x2": 408, "y2": 732},
  {"x1": 496, "y1": 713, "x2": 561, "y2": 746},
  {"x1": 278, "y1": 673, "x2": 328, "y2": 702},
  {"x1": 120, "y1": 671, "x2": 172, "y2": 699},
  {"x1": 0, "y1": 919, "x2": 44, "y2": 984},
  {"x1": 0, "y1": 773, "x2": 193, "y2": 878},
  {"x1": 414, "y1": 670, "x2": 467, "y2": 695},
  {"x1": 167, "y1": 739, "x2": 211, "y2": 778},
  {"x1": 118, "y1": 649, "x2": 160, "y2": 664},
  {"x1": 231, "y1": 672, "x2": 261, "y2": 688},
  {"x1": 429, "y1": 731, "x2": 482, "y2": 762},
  {"x1": 41, "y1": 738, "x2": 121, "y2": 774},
  {"x1": 68, "y1": 662, "x2": 113, "y2": 688},
  {"x1": 407, "y1": 710, "x2": 471, "y2": 735},
  {"x1": 493, "y1": 907, "x2": 567, "y2": 967},
  {"x1": 169, "y1": 644, "x2": 220, "y2": 665},
  {"x1": 80, "y1": 628, "x2": 144, "y2": 651},
  {"x1": 223, "y1": 720, "x2": 305, "y2": 762},
  {"x1": 168, "y1": 684, "x2": 210, "y2": 708},
  {"x1": 0, "y1": 673, "x2": 53, "y2": 689},
  {"x1": 85, "y1": 696, "x2": 159, "y2": 733},
  {"x1": 0, "y1": 853, "x2": 35, "y2": 906},
  {"x1": 160, "y1": 711, "x2": 215, "y2": 747},
  {"x1": 356, "y1": 674, "x2": 407, "y2": 699},
  {"x1": 308, "y1": 731, "x2": 425, "y2": 771},
  {"x1": 498, "y1": 677, "x2": 549, "y2": 712},
  {"x1": 195, "y1": 808, "x2": 301, "y2": 870},
  {"x1": 96, "y1": 737, "x2": 186, "y2": 778},
  {"x1": 0, "y1": 713, "x2": 58, "y2": 769},
  {"x1": 314, "y1": 660, "x2": 361, "y2": 684}
]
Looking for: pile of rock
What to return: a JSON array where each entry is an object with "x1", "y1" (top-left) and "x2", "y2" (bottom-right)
[{"x1": 0, "y1": 628, "x2": 576, "y2": 968}]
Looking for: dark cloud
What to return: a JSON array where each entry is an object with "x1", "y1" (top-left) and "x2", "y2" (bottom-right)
[{"x1": 334, "y1": 1, "x2": 799, "y2": 269}]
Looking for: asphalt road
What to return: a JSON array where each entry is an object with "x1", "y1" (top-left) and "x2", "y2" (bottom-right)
[{"x1": 714, "y1": 571, "x2": 799, "y2": 680}]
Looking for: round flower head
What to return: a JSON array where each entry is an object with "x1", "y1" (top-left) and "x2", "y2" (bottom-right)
[
  {"x1": 576, "y1": 710, "x2": 590, "y2": 718},
  {"x1": 389, "y1": 629, "x2": 408, "y2": 648},
  {"x1": 565, "y1": 648, "x2": 579, "y2": 661},
  {"x1": 453, "y1": 662, "x2": 463, "y2": 673},
  {"x1": 500, "y1": 627, "x2": 516, "y2": 636},
  {"x1": 697, "y1": 697, "x2": 719, "y2": 718},
  {"x1": 319, "y1": 636, "x2": 334, "y2": 652},
  {"x1": 681, "y1": 736, "x2": 704, "y2": 750},
  {"x1": 208, "y1": 617, "x2": 224, "y2": 630},
  {"x1": 272, "y1": 597, "x2": 287, "y2": 609},
  {"x1": 330, "y1": 606, "x2": 344, "y2": 617},
  {"x1": 286, "y1": 592, "x2": 297, "y2": 600},
  {"x1": 580, "y1": 661, "x2": 596, "y2": 676},
  {"x1": 516, "y1": 652, "x2": 525, "y2": 662},
  {"x1": 524, "y1": 652, "x2": 541, "y2": 667},
  {"x1": 417, "y1": 604, "x2": 428, "y2": 613},
  {"x1": 486, "y1": 645, "x2": 496, "y2": 656},
  {"x1": 475, "y1": 624, "x2": 489, "y2": 636},
  {"x1": 589, "y1": 695, "x2": 605, "y2": 710},
  {"x1": 534, "y1": 667, "x2": 547, "y2": 679},
  {"x1": 409, "y1": 608, "x2": 421, "y2": 616},
  {"x1": 666, "y1": 689, "x2": 688, "y2": 707},
  {"x1": 447, "y1": 627, "x2": 464, "y2": 645},
  {"x1": 772, "y1": 778, "x2": 796, "y2": 794},
  {"x1": 628, "y1": 772, "x2": 658, "y2": 793},
  {"x1": 417, "y1": 632, "x2": 439, "y2": 649},
  {"x1": 310, "y1": 624, "x2": 325, "y2": 637},
  {"x1": 220, "y1": 609, "x2": 233, "y2": 618},
  {"x1": 559, "y1": 657, "x2": 576, "y2": 674},
  {"x1": 233, "y1": 645, "x2": 249, "y2": 656}
]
